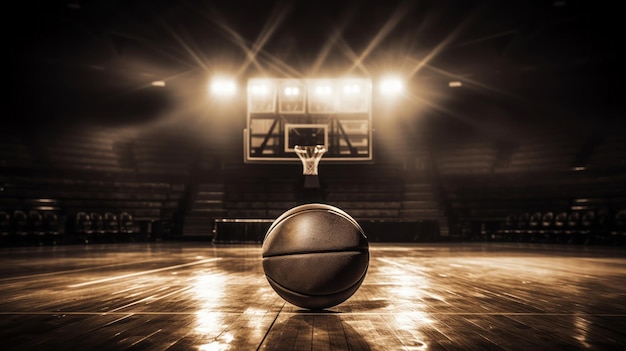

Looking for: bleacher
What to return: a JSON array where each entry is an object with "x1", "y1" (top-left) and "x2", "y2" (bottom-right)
[
  {"x1": 325, "y1": 180, "x2": 403, "y2": 219},
  {"x1": 132, "y1": 130, "x2": 197, "y2": 177},
  {"x1": 43, "y1": 129, "x2": 121, "y2": 173},
  {"x1": 441, "y1": 166, "x2": 626, "y2": 243},
  {"x1": 0, "y1": 173, "x2": 184, "y2": 244},
  {"x1": 223, "y1": 177, "x2": 299, "y2": 219},
  {"x1": 434, "y1": 140, "x2": 498, "y2": 175},
  {"x1": 183, "y1": 183, "x2": 227, "y2": 238},
  {"x1": 200, "y1": 162, "x2": 445, "y2": 243},
  {"x1": 586, "y1": 125, "x2": 626, "y2": 170},
  {"x1": 204, "y1": 166, "x2": 300, "y2": 242},
  {"x1": 498, "y1": 129, "x2": 584, "y2": 173},
  {"x1": 0, "y1": 130, "x2": 35, "y2": 169},
  {"x1": 2, "y1": 110, "x2": 624, "y2": 246}
]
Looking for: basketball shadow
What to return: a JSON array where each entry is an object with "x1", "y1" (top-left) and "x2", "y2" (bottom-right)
[
  {"x1": 292, "y1": 308, "x2": 340, "y2": 314},
  {"x1": 261, "y1": 314, "x2": 372, "y2": 350},
  {"x1": 291, "y1": 297, "x2": 390, "y2": 313}
]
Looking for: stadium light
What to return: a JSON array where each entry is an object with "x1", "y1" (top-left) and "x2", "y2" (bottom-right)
[
  {"x1": 338, "y1": 78, "x2": 370, "y2": 113},
  {"x1": 248, "y1": 78, "x2": 277, "y2": 113},
  {"x1": 342, "y1": 84, "x2": 361, "y2": 95},
  {"x1": 315, "y1": 85, "x2": 333, "y2": 96},
  {"x1": 250, "y1": 82, "x2": 271, "y2": 95},
  {"x1": 379, "y1": 76, "x2": 404, "y2": 96},
  {"x1": 278, "y1": 80, "x2": 305, "y2": 114},
  {"x1": 308, "y1": 80, "x2": 336, "y2": 113},
  {"x1": 284, "y1": 86, "x2": 300, "y2": 96},
  {"x1": 210, "y1": 77, "x2": 237, "y2": 96}
]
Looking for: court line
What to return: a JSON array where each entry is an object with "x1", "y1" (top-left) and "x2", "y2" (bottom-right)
[
  {"x1": 256, "y1": 301, "x2": 285, "y2": 351},
  {"x1": 67, "y1": 258, "x2": 222, "y2": 288},
  {"x1": 1, "y1": 311, "x2": 624, "y2": 317},
  {"x1": 0, "y1": 257, "x2": 173, "y2": 282},
  {"x1": 130, "y1": 328, "x2": 163, "y2": 347}
]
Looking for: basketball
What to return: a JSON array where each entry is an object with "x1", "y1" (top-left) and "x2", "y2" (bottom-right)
[{"x1": 262, "y1": 203, "x2": 369, "y2": 310}]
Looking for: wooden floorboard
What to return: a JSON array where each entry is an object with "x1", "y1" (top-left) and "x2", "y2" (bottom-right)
[{"x1": 1, "y1": 242, "x2": 625, "y2": 350}]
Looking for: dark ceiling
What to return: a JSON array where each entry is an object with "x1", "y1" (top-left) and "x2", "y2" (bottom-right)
[{"x1": 7, "y1": 0, "x2": 620, "y2": 130}]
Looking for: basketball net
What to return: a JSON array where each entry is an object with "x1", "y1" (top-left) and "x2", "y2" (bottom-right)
[{"x1": 294, "y1": 145, "x2": 326, "y2": 175}]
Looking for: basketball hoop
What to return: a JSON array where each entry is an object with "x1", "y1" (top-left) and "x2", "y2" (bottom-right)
[{"x1": 294, "y1": 145, "x2": 326, "y2": 176}]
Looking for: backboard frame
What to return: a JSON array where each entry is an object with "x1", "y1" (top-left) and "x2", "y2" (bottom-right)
[{"x1": 244, "y1": 78, "x2": 373, "y2": 163}]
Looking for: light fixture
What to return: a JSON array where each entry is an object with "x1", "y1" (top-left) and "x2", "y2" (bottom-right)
[
  {"x1": 248, "y1": 78, "x2": 276, "y2": 113},
  {"x1": 379, "y1": 77, "x2": 404, "y2": 96},
  {"x1": 210, "y1": 77, "x2": 237, "y2": 96},
  {"x1": 284, "y1": 86, "x2": 300, "y2": 96}
]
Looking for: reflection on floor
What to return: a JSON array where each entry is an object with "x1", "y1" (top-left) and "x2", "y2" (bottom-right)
[{"x1": 1, "y1": 242, "x2": 625, "y2": 350}]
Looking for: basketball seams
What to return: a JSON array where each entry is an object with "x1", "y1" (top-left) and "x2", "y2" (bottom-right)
[{"x1": 262, "y1": 248, "x2": 368, "y2": 258}]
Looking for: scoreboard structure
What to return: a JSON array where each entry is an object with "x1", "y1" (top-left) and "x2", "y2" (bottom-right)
[{"x1": 244, "y1": 78, "x2": 373, "y2": 163}]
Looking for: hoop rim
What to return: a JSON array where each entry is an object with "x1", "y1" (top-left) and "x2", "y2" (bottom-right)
[
  {"x1": 293, "y1": 144, "x2": 327, "y2": 157},
  {"x1": 294, "y1": 144, "x2": 326, "y2": 175}
]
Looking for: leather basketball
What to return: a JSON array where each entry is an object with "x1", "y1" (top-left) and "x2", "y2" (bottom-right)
[{"x1": 262, "y1": 203, "x2": 369, "y2": 310}]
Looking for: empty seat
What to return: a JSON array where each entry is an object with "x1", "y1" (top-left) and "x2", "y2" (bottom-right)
[
  {"x1": 552, "y1": 211, "x2": 568, "y2": 236},
  {"x1": 579, "y1": 210, "x2": 596, "y2": 241},
  {"x1": 562, "y1": 211, "x2": 583, "y2": 244},
  {"x1": 539, "y1": 211, "x2": 555, "y2": 240},
  {"x1": 527, "y1": 211, "x2": 543, "y2": 240},
  {"x1": 28, "y1": 210, "x2": 45, "y2": 237},
  {"x1": 12, "y1": 210, "x2": 29, "y2": 236},
  {"x1": 75, "y1": 212, "x2": 93, "y2": 243},
  {"x1": 90, "y1": 212, "x2": 106, "y2": 236},
  {"x1": 0, "y1": 211, "x2": 9, "y2": 236},
  {"x1": 103, "y1": 212, "x2": 119, "y2": 235},
  {"x1": 595, "y1": 208, "x2": 611, "y2": 240},
  {"x1": 497, "y1": 214, "x2": 517, "y2": 240},
  {"x1": 514, "y1": 212, "x2": 531, "y2": 240},
  {"x1": 43, "y1": 212, "x2": 61, "y2": 236},
  {"x1": 610, "y1": 210, "x2": 626, "y2": 244},
  {"x1": 119, "y1": 212, "x2": 133, "y2": 235}
]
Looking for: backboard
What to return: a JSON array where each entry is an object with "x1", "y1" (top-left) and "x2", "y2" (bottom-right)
[{"x1": 244, "y1": 78, "x2": 372, "y2": 162}]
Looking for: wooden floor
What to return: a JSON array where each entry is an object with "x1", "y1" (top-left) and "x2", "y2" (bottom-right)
[{"x1": 1, "y1": 242, "x2": 625, "y2": 350}]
